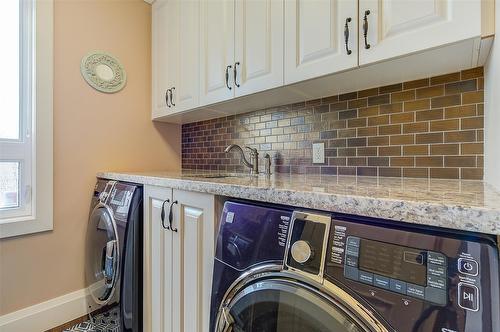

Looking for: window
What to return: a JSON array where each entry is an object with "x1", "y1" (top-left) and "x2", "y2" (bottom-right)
[{"x1": 0, "y1": 0, "x2": 53, "y2": 238}]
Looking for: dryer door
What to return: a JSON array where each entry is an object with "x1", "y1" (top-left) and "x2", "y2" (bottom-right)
[
  {"x1": 86, "y1": 203, "x2": 120, "y2": 305},
  {"x1": 217, "y1": 278, "x2": 373, "y2": 332}
]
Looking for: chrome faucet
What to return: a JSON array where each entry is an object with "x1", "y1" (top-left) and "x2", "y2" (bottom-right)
[{"x1": 224, "y1": 144, "x2": 259, "y2": 174}]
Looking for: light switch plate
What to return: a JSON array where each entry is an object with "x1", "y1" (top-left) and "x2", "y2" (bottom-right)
[{"x1": 312, "y1": 142, "x2": 325, "y2": 164}]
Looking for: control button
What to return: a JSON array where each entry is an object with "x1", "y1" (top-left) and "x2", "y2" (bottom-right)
[
  {"x1": 344, "y1": 266, "x2": 359, "y2": 281},
  {"x1": 425, "y1": 286, "x2": 447, "y2": 305},
  {"x1": 428, "y1": 252, "x2": 447, "y2": 266},
  {"x1": 346, "y1": 236, "x2": 360, "y2": 248},
  {"x1": 374, "y1": 275, "x2": 390, "y2": 289},
  {"x1": 291, "y1": 240, "x2": 313, "y2": 264},
  {"x1": 390, "y1": 279, "x2": 407, "y2": 295},
  {"x1": 407, "y1": 283, "x2": 425, "y2": 299},
  {"x1": 345, "y1": 255, "x2": 358, "y2": 267},
  {"x1": 458, "y1": 282, "x2": 479, "y2": 311},
  {"x1": 427, "y1": 275, "x2": 446, "y2": 290},
  {"x1": 359, "y1": 271, "x2": 373, "y2": 285},
  {"x1": 427, "y1": 264, "x2": 446, "y2": 278},
  {"x1": 345, "y1": 245, "x2": 359, "y2": 257},
  {"x1": 458, "y1": 258, "x2": 478, "y2": 276}
]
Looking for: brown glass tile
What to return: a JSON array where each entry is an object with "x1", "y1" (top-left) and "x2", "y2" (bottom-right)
[
  {"x1": 338, "y1": 128, "x2": 357, "y2": 138},
  {"x1": 445, "y1": 105, "x2": 476, "y2": 119},
  {"x1": 348, "y1": 118, "x2": 368, "y2": 128},
  {"x1": 368, "y1": 157, "x2": 390, "y2": 166},
  {"x1": 477, "y1": 104, "x2": 484, "y2": 115},
  {"x1": 379, "y1": 167, "x2": 402, "y2": 177},
  {"x1": 379, "y1": 83, "x2": 402, "y2": 94},
  {"x1": 338, "y1": 148, "x2": 357, "y2": 156},
  {"x1": 462, "y1": 91, "x2": 483, "y2": 104},
  {"x1": 461, "y1": 143, "x2": 483, "y2": 155},
  {"x1": 358, "y1": 87, "x2": 379, "y2": 98},
  {"x1": 390, "y1": 134, "x2": 414, "y2": 145},
  {"x1": 444, "y1": 130, "x2": 476, "y2": 143},
  {"x1": 368, "y1": 115, "x2": 389, "y2": 126},
  {"x1": 430, "y1": 168, "x2": 459, "y2": 179},
  {"x1": 444, "y1": 156, "x2": 476, "y2": 167},
  {"x1": 320, "y1": 130, "x2": 337, "y2": 140},
  {"x1": 403, "y1": 78, "x2": 429, "y2": 90},
  {"x1": 478, "y1": 155, "x2": 484, "y2": 167},
  {"x1": 347, "y1": 137, "x2": 367, "y2": 147},
  {"x1": 461, "y1": 67, "x2": 483, "y2": 80},
  {"x1": 321, "y1": 166, "x2": 338, "y2": 175},
  {"x1": 348, "y1": 157, "x2": 367, "y2": 166},
  {"x1": 445, "y1": 79, "x2": 477, "y2": 95},
  {"x1": 403, "y1": 145, "x2": 429, "y2": 155},
  {"x1": 380, "y1": 124, "x2": 402, "y2": 135},
  {"x1": 403, "y1": 168, "x2": 429, "y2": 178},
  {"x1": 321, "y1": 95, "x2": 339, "y2": 104},
  {"x1": 391, "y1": 157, "x2": 414, "y2": 167},
  {"x1": 403, "y1": 122, "x2": 428, "y2": 134},
  {"x1": 329, "y1": 138, "x2": 347, "y2": 148},
  {"x1": 357, "y1": 147, "x2": 378, "y2": 156},
  {"x1": 379, "y1": 103, "x2": 403, "y2": 114},
  {"x1": 329, "y1": 157, "x2": 347, "y2": 166},
  {"x1": 430, "y1": 119, "x2": 459, "y2": 132},
  {"x1": 331, "y1": 101, "x2": 349, "y2": 111},
  {"x1": 430, "y1": 72, "x2": 461, "y2": 85},
  {"x1": 404, "y1": 99, "x2": 430, "y2": 112},
  {"x1": 391, "y1": 112, "x2": 415, "y2": 124},
  {"x1": 432, "y1": 95, "x2": 461, "y2": 108},
  {"x1": 314, "y1": 105, "x2": 330, "y2": 114},
  {"x1": 461, "y1": 116, "x2": 483, "y2": 130},
  {"x1": 416, "y1": 156, "x2": 443, "y2": 167},
  {"x1": 357, "y1": 127, "x2": 378, "y2": 137},
  {"x1": 368, "y1": 94, "x2": 390, "y2": 106},
  {"x1": 416, "y1": 109, "x2": 443, "y2": 121},
  {"x1": 338, "y1": 167, "x2": 357, "y2": 175},
  {"x1": 379, "y1": 146, "x2": 401, "y2": 156},
  {"x1": 339, "y1": 91, "x2": 358, "y2": 101},
  {"x1": 339, "y1": 109, "x2": 357, "y2": 119},
  {"x1": 358, "y1": 106, "x2": 379, "y2": 117},
  {"x1": 368, "y1": 136, "x2": 390, "y2": 146},
  {"x1": 478, "y1": 77, "x2": 484, "y2": 90},
  {"x1": 391, "y1": 90, "x2": 416, "y2": 102},
  {"x1": 348, "y1": 98, "x2": 368, "y2": 109},
  {"x1": 461, "y1": 168, "x2": 483, "y2": 180},
  {"x1": 416, "y1": 132, "x2": 443, "y2": 144},
  {"x1": 357, "y1": 167, "x2": 378, "y2": 176},
  {"x1": 431, "y1": 144, "x2": 459, "y2": 155},
  {"x1": 416, "y1": 85, "x2": 444, "y2": 98},
  {"x1": 477, "y1": 129, "x2": 484, "y2": 141}
]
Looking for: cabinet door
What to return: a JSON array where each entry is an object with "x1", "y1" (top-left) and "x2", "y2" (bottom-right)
[
  {"x1": 152, "y1": 0, "x2": 178, "y2": 118},
  {"x1": 284, "y1": 0, "x2": 358, "y2": 85},
  {"x1": 234, "y1": 0, "x2": 283, "y2": 97},
  {"x1": 199, "y1": 0, "x2": 235, "y2": 106},
  {"x1": 171, "y1": 190, "x2": 215, "y2": 332},
  {"x1": 175, "y1": 0, "x2": 200, "y2": 113},
  {"x1": 358, "y1": 0, "x2": 481, "y2": 66},
  {"x1": 143, "y1": 186, "x2": 173, "y2": 332}
]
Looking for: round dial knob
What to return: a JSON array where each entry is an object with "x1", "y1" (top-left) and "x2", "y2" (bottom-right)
[{"x1": 291, "y1": 240, "x2": 314, "y2": 264}]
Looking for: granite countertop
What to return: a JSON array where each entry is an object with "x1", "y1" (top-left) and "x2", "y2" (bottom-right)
[{"x1": 97, "y1": 170, "x2": 500, "y2": 236}]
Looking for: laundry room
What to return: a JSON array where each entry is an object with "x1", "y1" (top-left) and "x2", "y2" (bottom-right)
[{"x1": 0, "y1": 0, "x2": 499, "y2": 331}]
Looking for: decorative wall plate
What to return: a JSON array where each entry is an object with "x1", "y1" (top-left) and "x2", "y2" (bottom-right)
[{"x1": 80, "y1": 52, "x2": 126, "y2": 93}]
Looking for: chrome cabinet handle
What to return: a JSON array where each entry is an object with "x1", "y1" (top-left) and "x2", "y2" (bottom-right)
[
  {"x1": 170, "y1": 87, "x2": 175, "y2": 106},
  {"x1": 363, "y1": 10, "x2": 371, "y2": 49},
  {"x1": 344, "y1": 17, "x2": 352, "y2": 55},
  {"x1": 168, "y1": 200, "x2": 178, "y2": 232},
  {"x1": 225, "y1": 65, "x2": 232, "y2": 90},
  {"x1": 234, "y1": 62, "x2": 240, "y2": 87},
  {"x1": 160, "y1": 199, "x2": 171, "y2": 229},
  {"x1": 165, "y1": 89, "x2": 171, "y2": 108}
]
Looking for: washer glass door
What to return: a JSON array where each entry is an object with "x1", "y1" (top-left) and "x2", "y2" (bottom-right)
[
  {"x1": 220, "y1": 279, "x2": 367, "y2": 332},
  {"x1": 86, "y1": 203, "x2": 120, "y2": 305}
]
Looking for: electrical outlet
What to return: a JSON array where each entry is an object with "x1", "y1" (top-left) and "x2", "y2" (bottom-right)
[{"x1": 312, "y1": 142, "x2": 325, "y2": 164}]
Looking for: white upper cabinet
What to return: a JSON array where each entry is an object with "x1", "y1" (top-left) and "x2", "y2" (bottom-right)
[
  {"x1": 234, "y1": 0, "x2": 284, "y2": 97},
  {"x1": 284, "y1": 0, "x2": 358, "y2": 85},
  {"x1": 199, "y1": 0, "x2": 235, "y2": 106},
  {"x1": 358, "y1": 0, "x2": 481, "y2": 66}
]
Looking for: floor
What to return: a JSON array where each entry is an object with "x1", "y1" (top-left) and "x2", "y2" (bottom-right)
[{"x1": 45, "y1": 307, "x2": 120, "y2": 332}]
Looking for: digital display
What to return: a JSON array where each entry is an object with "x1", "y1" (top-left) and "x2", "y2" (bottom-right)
[{"x1": 358, "y1": 239, "x2": 427, "y2": 286}]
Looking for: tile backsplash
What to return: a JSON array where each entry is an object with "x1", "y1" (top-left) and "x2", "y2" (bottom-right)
[{"x1": 182, "y1": 67, "x2": 484, "y2": 179}]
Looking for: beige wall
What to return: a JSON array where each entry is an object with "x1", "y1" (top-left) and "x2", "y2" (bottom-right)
[{"x1": 0, "y1": 0, "x2": 180, "y2": 315}]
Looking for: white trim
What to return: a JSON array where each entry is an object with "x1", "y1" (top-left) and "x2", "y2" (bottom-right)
[
  {"x1": 0, "y1": 288, "x2": 92, "y2": 332},
  {"x1": 0, "y1": 0, "x2": 53, "y2": 238}
]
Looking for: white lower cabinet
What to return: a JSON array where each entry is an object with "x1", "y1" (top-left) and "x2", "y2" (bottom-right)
[{"x1": 144, "y1": 186, "x2": 215, "y2": 332}]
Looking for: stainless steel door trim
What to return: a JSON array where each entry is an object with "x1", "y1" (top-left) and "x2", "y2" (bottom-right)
[
  {"x1": 215, "y1": 264, "x2": 390, "y2": 332},
  {"x1": 88, "y1": 202, "x2": 121, "y2": 305},
  {"x1": 284, "y1": 211, "x2": 331, "y2": 283}
]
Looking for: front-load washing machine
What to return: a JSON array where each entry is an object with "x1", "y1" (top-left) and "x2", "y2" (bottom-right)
[
  {"x1": 85, "y1": 179, "x2": 143, "y2": 331},
  {"x1": 210, "y1": 200, "x2": 500, "y2": 332}
]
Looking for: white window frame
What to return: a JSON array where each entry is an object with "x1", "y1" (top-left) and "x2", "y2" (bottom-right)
[{"x1": 0, "y1": 0, "x2": 53, "y2": 238}]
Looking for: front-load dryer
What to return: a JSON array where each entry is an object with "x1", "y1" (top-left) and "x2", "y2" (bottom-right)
[
  {"x1": 85, "y1": 179, "x2": 143, "y2": 331},
  {"x1": 210, "y1": 200, "x2": 500, "y2": 332}
]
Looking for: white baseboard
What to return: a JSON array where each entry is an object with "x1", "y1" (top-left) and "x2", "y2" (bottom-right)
[{"x1": 0, "y1": 288, "x2": 92, "y2": 332}]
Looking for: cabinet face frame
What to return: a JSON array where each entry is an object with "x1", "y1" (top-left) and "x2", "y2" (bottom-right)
[{"x1": 358, "y1": 0, "x2": 481, "y2": 66}]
